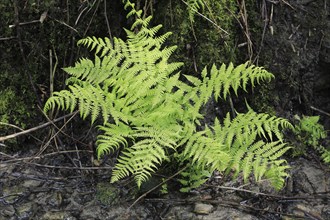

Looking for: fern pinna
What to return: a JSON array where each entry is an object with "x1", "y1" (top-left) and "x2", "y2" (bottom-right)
[{"x1": 44, "y1": 1, "x2": 292, "y2": 190}]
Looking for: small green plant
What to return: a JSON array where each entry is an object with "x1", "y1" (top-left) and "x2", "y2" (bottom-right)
[
  {"x1": 293, "y1": 115, "x2": 329, "y2": 163},
  {"x1": 160, "y1": 178, "x2": 169, "y2": 194},
  {"x1": 179, "y1": 165, "x2": 211, "y2": 193},
  {"x1": 44, "y1": 0, "x2": 293, "y2": 191}
]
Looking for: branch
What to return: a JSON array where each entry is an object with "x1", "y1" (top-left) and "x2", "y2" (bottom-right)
[{"x1": 0, "y1": 111, "x2": 78, "y2": 142}]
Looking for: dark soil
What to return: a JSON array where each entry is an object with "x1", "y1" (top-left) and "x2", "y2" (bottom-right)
[{"x1": 0, "y1": 148, "x2": 329, "y2": 220}]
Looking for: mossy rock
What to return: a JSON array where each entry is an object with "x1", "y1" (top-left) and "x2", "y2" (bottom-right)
[{"x1": 96, "y1": 182, "x2": 121, "y2": 206}]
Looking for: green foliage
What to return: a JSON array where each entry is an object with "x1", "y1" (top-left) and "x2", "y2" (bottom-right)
[
  {"x1": 0, "y1": 87, "x2": 32, "y2": 129},
  {"x1": 44, "y1": 2, "x2": 292, "y2": 190},
  {"x1": 185, "y1": 0, "x2": 205, "y2": 23},
  {"x1": 160, "y1": 178, "x2": 169, "y2": 194},
  {"x1": 96, "y1": 182, "x2": 120, "y2": 206},
  {"x1": 293, "y1": 116, "x2": 327, "y2": 147},
  {"x1": 179, "y1": 165, "x2": 211, "y2": 193},
  {"x1": 153, "y1": 0, "x2": 237, "y2": 74},
  {"x1": 0, "y1": 88, "x2": 15, "y2": 124},
  {"x1": 292, "y1": 115, "x2": 329, "y2": 163}
]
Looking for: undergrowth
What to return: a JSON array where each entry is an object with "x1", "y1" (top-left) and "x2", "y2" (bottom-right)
[{"x1": 292, "y1": 115, "x2": 329, "y2": 163}]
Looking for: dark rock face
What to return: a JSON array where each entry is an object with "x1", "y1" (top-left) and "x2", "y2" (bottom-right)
[{"x1": 256, "y1": 0, "x2": 329, "y2": 126}]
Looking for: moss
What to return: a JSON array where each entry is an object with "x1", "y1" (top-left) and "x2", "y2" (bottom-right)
[
  {"x1": 152, "y1": 0, "x2": 238, "y2": 75},
  {"x1": 96, "y1": 182, "x2": 121, "y2": 206}
]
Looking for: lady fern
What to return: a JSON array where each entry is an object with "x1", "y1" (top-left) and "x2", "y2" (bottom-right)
[{"x1": 44, "y1": 1, "x2": 292, "y2": 190}]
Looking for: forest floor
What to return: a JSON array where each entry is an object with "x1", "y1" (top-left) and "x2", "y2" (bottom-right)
[{"x1": 0, "y1": 146, "x2": 329, "y2": 220}]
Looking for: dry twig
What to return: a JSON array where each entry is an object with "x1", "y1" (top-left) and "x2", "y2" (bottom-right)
[{"x1": 0, "y1": 112, "x2": 77, "y2": 142}]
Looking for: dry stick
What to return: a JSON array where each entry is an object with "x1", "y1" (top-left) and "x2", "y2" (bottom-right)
[
  {"x1": 38, "y1": 106, "x2": 90, "y2": 148},
  {"x1": 0, "y1": 112, "x2": 77, "y2": 142},
  {"x1": 0, "y1": 122, "x2": 43, "y2": 143},
  {"x1": 35, "y1": 111, "x2": 79, "y2": 157},
  {"x1": 180, "y1": 0, "x2": 229, "y2": 35},
  {"x1": 9, "y1": 19, "x2": 40, "y2": 28},
  {"x1": 310, "y1": 106, "x2": 330, "y2": 118},
  {"x1": 1, "y1": 150, "x2": 93, "y2": 163},
  {"x1": 0, "y1": 36, "x2": 16, "y2": 41},
  {"x1": 103, "y1": 0, "x2": 113, "y2": 42},
  {"x1": 52, "y1": 18, "x2": 79, "y2": 34},
  {"x1": 238, "y1": 0, "x2": 253, "y2": 61},
  {"x1": 82, "y1": 0, "x2": 101, "y2": 38},
  {"x1": 253, "y1": 0, "x2": 269, "y2": 64},
  {"x1": 127, "y1": 165, "x2": 188, "y2": 210},
  {"x1": 22, "y1": 161, "x2": 113, "y2": 170}
]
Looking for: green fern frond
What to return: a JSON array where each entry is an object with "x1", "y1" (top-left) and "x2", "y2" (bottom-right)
[
  {"x1": 45, "y1": 1, "x2": 292, "y2": 191},
  {"x1": 179, "y1": 165, "x2": 211, "y2": 192},
  {"x1": 185, "y1": 0, "x2": 205, "y2": 22},
  {"x1": 200, "y1": 62, "x2": 275, "y2": 101},
  {"x1": 252, "y1": 157, "x2": 268, "y2": 182},
  {"x1": 196, "y1": 108, "x2": 292, "y2": 188},
  {"x1": 97, "y1": 123, "x2": 133, "y2": 158},
  {"x1": 182, "y1": 129, "x2": 231, "y2": 171},
  {"x1": 111, "y1": 139, "x2": 167, "y2": 187},
  {"x1": 264, "y1": 159, "x2": 290, "y2": 190}
]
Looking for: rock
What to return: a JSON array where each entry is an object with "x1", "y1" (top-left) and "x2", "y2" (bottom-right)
[
  {"x1": 16, "y1": 202, "x2": 33, "y2": 219},
  {"x1": 40, "y1": 211, "x2": 73, "y2": 220},
  {"x1": 322, "y1": 205, "x2": 330, "y2": 219},
  {"x1": 79, "y1": 205, "x2": 102, "y2": 219},
  {"x1": 293, "y1": 159, "x2": 329, "y2": 194},
  {"x1": 200, "y1": 207, "x2": 259, "y2": 220},
  {"x1": 47, "y1": 192, "x2": 63, "y2": 207},
  {"x1": 95, "y1": 182, "x2": 121, "y2": 206},
  {"x1": 65, "y1": 197, "x2": 83, "y2": 211},
  {"x1": 0, "y1": 205, "x2": 15, "y2": 217},
  {"x1": 0, "y1": 164, "x2": 15, "y2": 178},
  {"x1": 164, "y1": 206, "x2": 195, "y2": 220},
  {"x1": 23, "y1": 179, "x2": 42, "y2": 188},
  {"x1": 2, "y1": 185, "x2": 24, "y2": 204},
  {"x1": 286, "y1": 203, "x2": 324, "y2": 220},
  {"x1": 193, "y1": 203, "x2": 214, "y2": 215}
]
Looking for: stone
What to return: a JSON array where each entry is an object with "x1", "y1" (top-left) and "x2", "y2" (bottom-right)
[
  {"x1": 200, "y1": 207, "x2": 259, "y2": 220},
  {"x1": 193, "y1": 203, "x2": 214, "y2": 215},
  {"x1": 95, "y1": 182, "x2": 120, "y2": 206},
  {"x1": 80, "y1": 205, "x2": 102, "y2": 219},
  {"x1": 1, "y1": 205, "x2": 15, "y2": 217},
  {"x1": 40, "y1": 212, "x2": 72, "y2": 220},
  {"x1": 47, "y1": 192, "x2": 63, "y2": 207},
  {"x1": 23, "y1": 179, "x2": 43, "y2": 188},
  {"x1": 293, "y1": 159, "x2": 329, "y2": 194},
  {"x1": 16, "y1": 202, "x2": 33, "y2": 219},
  {"x1": 286, "y1": 203, "x2": 323, "y2": 220}
]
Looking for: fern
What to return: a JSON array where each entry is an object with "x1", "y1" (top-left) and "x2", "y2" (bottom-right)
[
  {"x1": 179, "y1": 165, "x2": 211, "y2": 193},
  {"x1": 44, "y1": 1, "x2": 292, "y2": 190},
  {"x1": 292, "y1": 115, "x2": 329, "y2": 164},
  {"x1": 184, "y1": 0, "x2": 205, "y2": 22}
]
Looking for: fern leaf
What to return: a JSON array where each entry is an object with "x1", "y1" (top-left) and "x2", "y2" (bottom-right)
[
  {"x1": 111, "y1": 140, "x2": 167, "y2": 187},
  {"x1": 242, "y1": 152, "x2": 254, "y2": 182}
]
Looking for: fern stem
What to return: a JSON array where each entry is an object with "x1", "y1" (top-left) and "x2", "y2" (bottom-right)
[{"x1": 128, "y1": 165, "x2": 188, "y2": 210}]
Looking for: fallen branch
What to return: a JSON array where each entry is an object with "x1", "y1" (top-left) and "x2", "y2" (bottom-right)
[
  {"x1": 310, "y1": 106, "x2": 330, "y2": 118},
  {"x1": 0, "y1": 111, "x2": 77, "y2": 142}
]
